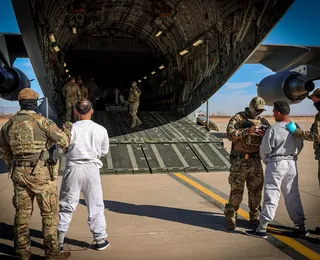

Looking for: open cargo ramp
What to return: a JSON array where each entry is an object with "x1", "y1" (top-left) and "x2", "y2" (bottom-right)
[{"x1": 92, "y1": 111, "x2": 230, "y2": 174}]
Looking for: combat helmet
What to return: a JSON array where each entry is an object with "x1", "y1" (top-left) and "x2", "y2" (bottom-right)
[
  {"x1": 249, "y1": 96, "x2": 266, "y2": 117},
  {"x1": 18, "y1": 88, "x2": 39, "y2": 100}
]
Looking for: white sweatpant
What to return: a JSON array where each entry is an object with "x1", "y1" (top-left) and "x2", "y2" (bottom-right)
[
  {"x1": 58, "y1": 163, "x2": 107, "y2": 241},
  {"x1": 260, "y1": 160, "x2": 305, "y2": 226}
]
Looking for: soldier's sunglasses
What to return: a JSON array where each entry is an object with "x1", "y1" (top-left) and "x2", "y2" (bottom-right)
[{"x1": 255, "y1": 109, "x2": 265, "y2": 113}]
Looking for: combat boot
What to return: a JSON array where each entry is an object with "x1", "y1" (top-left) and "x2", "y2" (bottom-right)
[
  {"x1": 131, "y1": 119, "x2": 136, "y2": 128},
  {"x1": 136, "y1": 119, "x2": 142, "y2": 126},
  {"x1": 45, "y1": 251, "x2": 71, "y2": 260},
  {"x1": 226, "y1": 217, "x2": 236, "y2": 230},
  {"x1": 224, "y1": 203, "x2": 237, "y2": 230}
]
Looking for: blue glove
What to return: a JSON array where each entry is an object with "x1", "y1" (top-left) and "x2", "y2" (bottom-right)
[{"x1": 286, "y1": 121, "x2": 297, "y2": 134}]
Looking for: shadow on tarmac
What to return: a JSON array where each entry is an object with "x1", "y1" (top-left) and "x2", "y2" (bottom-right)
[
  {"x1": 80, "y1": 199, "x2": 251, "y2": 232},
  {"x1": 0, "y1": 222, "x2": 91, "y2": 258},
  {"x1": 0, "y1": 159, "x2": 8, "y2": 174}
]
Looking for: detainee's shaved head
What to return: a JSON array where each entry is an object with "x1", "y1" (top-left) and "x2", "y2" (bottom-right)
[
  {"x1": 76, "y1": 99, "x2": 92, "y2": 115},
  {"x1": 273, "y1": 100, "x2": 290, "y2": 115}
]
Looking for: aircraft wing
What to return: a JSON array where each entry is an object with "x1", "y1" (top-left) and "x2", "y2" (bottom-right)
[
  {"x1": 246, "y1": 44, "x2": 320, "y2": 73},
  {"x1": 0, "y1": 33, "x2": 28, "y2": 67}
]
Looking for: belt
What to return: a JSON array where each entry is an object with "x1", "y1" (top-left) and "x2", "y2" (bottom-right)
[
  {"x1": 231, "y1": 151, "x2": 260, "y2": 160},
  {"x1": 14, "y1": 160, "x2": 48, "y2": 167}
]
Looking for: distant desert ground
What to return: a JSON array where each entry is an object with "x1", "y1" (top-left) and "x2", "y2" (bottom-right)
[
  {"x1": 0, "y1": 117, "x2": 10, "y2": 127},
  {"x1": 210, "y1": 115, "x2": 315, "y2": 123},
  {"x1": 0, "y1": 115, "x2": 316, "y2": 129}
]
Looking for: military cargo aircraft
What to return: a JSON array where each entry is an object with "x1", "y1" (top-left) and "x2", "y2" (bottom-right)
[{"x1": 1, "y1": 0, "x2": 319, "y2": 174}]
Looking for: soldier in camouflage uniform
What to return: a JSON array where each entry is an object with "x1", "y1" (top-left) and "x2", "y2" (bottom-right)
[
  {"x1": 77, "y1": 77, "x2": 88, "y2": 100},
  {"x1": 87, "y1": 77, "x2": 99, "y2": 109},
  {"x1": 0, "y1": 89, "x2": 72, "y2": 260},
  {"x1": 128, "y1": 81, "x2": 142, "y2": 128},
  {"x1": 287, "y1": 88, "x2": 320, "y2": 187},
  {"x1": 225, "y1": 97, "x2": 270, "y2": 230},
  {"x1": 63, "y1": 77, "x2": 81, "y2": 122}
]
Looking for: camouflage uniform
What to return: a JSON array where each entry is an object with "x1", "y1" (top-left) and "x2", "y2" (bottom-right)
[
  {"x1": 225, "y1": 97, "x2": 270, "y2": 230},
  {"x1": 87, "y1": 79, "x2": 99, "y2": 109},
  {"x1": 128, "y1": 82, "x2": 142, "y2": 128},
  {"x1": 294, "y1": 90, "x2": 320, "y2": 186},
  {"x1": 0, "y1": 89, "x2": 71, "y2": 260},
  {"x1": 63, "y1": 81, "x2": 81, "y2": 122},
  {"x1": 79, "y1": 85, "x2": 88, "y2": 100},
  {"x1": 77, "y1": 78, "x2": 88, "y2": 100}
]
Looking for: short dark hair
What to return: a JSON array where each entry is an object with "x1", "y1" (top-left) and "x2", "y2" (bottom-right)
[
  {"x1": 76, "y1": 99, "x2": 92, "y2": 115},
  {"x1": 273, "y1": 100, "x2": 290, "y2": 115}
]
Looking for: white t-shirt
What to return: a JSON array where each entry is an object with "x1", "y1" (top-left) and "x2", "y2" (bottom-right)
[
  {"x1": 64, "y1": 120, "x2": 109, "y2": 168},
  {"x1": 260, "y1": 121, "x2": 303, "y2": 164}
]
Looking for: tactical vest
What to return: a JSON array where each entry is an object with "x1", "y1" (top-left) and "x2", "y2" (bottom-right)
[
  {"x1": 80, "y1": 86, "x2": 88, "y2": 99},
  {"x1": 6, "y1": 113, "x2": 47, "y2": 160},
  {"x1": 237, "y1": 112, "x2": 263, "y2": 147},
  {"x1": 129, "y1": 88, "x2": 141, "y2": 102},
  {"x1": 65, "y1": 83, "x2": 79, "y2": 102}
]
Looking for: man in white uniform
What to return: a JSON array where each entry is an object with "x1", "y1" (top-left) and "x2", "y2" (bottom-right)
[
  {"x1": 58, "y1": 99, "x2": 110, "y2": 251},
  {"x1": 245, "y1": 100, "x2": 308, "y2": 238}
]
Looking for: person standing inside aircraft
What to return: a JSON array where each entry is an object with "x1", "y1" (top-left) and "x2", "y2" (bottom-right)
[
  {"x1": 119, "y1": 91, "x2": 126, "y2": 107},
  {"x1": 286, "y1": 88, "x2": 320, "y2": 187},
  {"x1": 0, "y1": 88, "x2": 72, "y2": 260},
  {"x1": 246, "y1": 100, "x2": 308, "y2": 238},
  {"x1": 87, "y1": 77, "x2": 99, "y2": 108},
  {"x1": 128, "y1": 81, "x2": 142, "y2": 128},
  {"x1": 58, "y1": 99, "x2": 110, "y2": 252},
  {"x1": 63, "y1": 77, "x2": 81, "y2": 122},
  {"x1": 77, "y1": 76, "x2": 88, "y2": 99},
  {"x1": 224, "y1": 97, "x2": 270, "y2": 230}
]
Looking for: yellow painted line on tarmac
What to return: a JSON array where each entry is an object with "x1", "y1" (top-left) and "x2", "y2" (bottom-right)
[{"x1": 174, "y1": 173, "x2": 320, "y2": 260}]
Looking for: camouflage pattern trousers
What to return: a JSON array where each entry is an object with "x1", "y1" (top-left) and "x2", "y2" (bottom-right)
[
  {"x1": 318, "y1": 160, "x2": 320, "y2": 187},
  {"x1": 11, "y1": 164, "x2": 59, "y2": 260},
  {"x1": 66, "y1": 101, "x2": 77, "y2": 122},
  {"x1": 129, "y1": 101, "x2": 141, "y2": 127},
  {"x1": 224, "y1": 156, "x2": 264, "y2": 221}
]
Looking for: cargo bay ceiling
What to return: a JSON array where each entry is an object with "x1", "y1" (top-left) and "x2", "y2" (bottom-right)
[{"x1": 12, "y1": 0, "x2": 294, "y2": 116}]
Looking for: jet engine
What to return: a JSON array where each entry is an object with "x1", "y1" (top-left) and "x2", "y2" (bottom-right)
[
  {"x1": 0, "y1": 66, "x2": 30, "y2": 101},
  {"x1": 257, "y1": 71, "x2": 315, "y2": 106}
]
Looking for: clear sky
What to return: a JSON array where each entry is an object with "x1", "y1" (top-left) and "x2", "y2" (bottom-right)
[{"x1": 0, "y1": 0, "x2": 319, "y2": 115}]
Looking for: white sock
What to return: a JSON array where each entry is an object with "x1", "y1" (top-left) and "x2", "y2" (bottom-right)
[{"x1": 58, "y1": 232, "x2": 66, "y2": 245}]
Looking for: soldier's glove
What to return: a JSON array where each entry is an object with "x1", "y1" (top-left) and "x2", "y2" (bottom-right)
[
  {"x1": 286, "y1": 121, "x2": 297, "y2": 134},
  {"x1": 47, "y1": 146, "x2": 58, "y2": 166},
  {"x1": 258, "y1": 125, "x2": 269, "y2": 131}
]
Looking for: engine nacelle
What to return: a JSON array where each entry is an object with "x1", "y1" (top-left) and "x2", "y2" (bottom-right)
[
  {"x1": 0, "y1": 66, "x2": 30, "y2": 101},
  {"x1": 257, "y1": 71, "x2": 315, "y2": 106}
]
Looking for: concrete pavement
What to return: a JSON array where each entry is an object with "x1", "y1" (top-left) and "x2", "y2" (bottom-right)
[{"x1": 0, "y1": 117, "x2": 319, "y2": 259}]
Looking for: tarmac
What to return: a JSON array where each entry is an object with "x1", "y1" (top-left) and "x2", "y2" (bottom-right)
[{"x1": 0, "y1": 117, "x2": 319, "y2": 260}]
